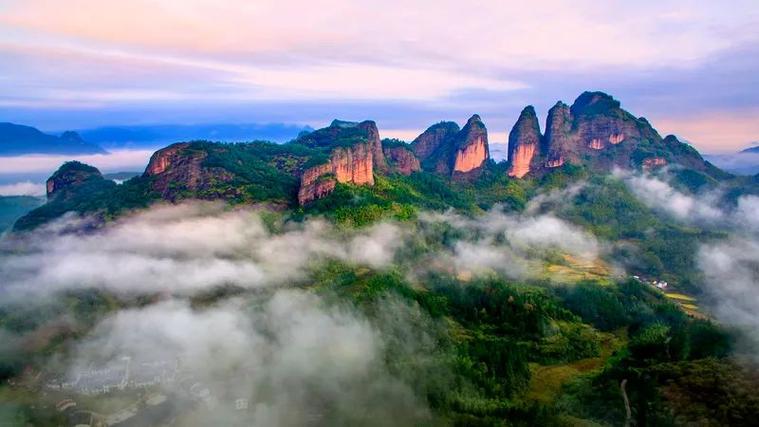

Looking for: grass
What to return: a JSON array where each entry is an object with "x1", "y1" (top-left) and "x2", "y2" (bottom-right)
[
  {"x1": 524, "y1": 331, "x2": 623, "y2": 404},
  {"x1": 664, "y1": 291, "x2": 705, "y2": 318},
  {"x1": 663, "y1": 292, "x2": 696, "y2": 302},
  {"x1": 544, "y1": 254, "x2": 613, "y2": 284}
]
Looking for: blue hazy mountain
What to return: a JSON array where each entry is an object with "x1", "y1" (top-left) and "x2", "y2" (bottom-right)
[
  {"x1": 0, "y1": 122, "x2": 106, "y2": 156},
  {"x1": 77, "y1": 123, "x2": 315, "y2": 149},
  {"x1": 704, "y1": 143, "x2": 759, "y2": 175}
]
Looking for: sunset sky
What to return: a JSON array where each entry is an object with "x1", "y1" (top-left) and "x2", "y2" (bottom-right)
[{"x1": 1, "y1": 0, "x2": 758, "y2": 152}]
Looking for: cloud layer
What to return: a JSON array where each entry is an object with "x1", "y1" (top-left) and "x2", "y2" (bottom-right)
[
  {"x1": 0, "y1": 203, "x2": 406, "y2": 295},
  {"x1": 60, "y1": 292, "x2": 430, "y2": 425}
]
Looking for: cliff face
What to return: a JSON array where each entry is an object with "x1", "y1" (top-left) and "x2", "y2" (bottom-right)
[
  {"x1": 144, "y1": 143, "x2": 234, "y2": 199},
  {"x1": 297, "y1": 143, "x2": 374, "y2": 205},
  {"x1": 299, "y1": 119, "x2": 386, "y2": 172},
  {"x1": 383, "y1": 144, "x2": 421, "y2": 175},
  {"x1": 46, "y1": 161, "x2": 105, "y2": 198},
  {"x1": 356, "y1": 120, "x2": 387, "y2": 173},
  {"x1": 453, "y1": 115, "x2": 489, "y2": 174},
  {"x1": 412, "y1": 117, "x2": 488, "y2": 177},
  {"x1": 542, "y1": 101, "x2": 573, "y2": 168},
  {"x1": 293, "y1": 119, "x2": 386, "y2": 205},
  {"x1": 507, "y1": 106, "x2": 542, "y2": 178},
  {"x1": 411, "y1": 122, "x2": 460, "y2": 164},
  {"x1": 506, "y1": 91, "x2": 713, "y2": 177}
]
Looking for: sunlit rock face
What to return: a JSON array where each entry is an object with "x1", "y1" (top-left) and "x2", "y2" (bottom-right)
[
  {"x1": 356, "y1": 120, "x2": 387, "y2": 173},
  {"x1": 410, "y1": 116, "x2": 488, "y2": 177},
  {"x1": 145, "y1": 143, "x2": 187, "y2": 176},
  {"x1": 453, "y1": 115, "x2": 489, "y2": 174},
  {"x1": 297, "y1": 143, "x2": 375, "y2": 205},
  {"x1": 297, "y1": 163, "x2": 336, "y2": 205},
  {"x1": 294, "y1": 119, "x2": 384, "y2": 205},
  {"x1": 332, "y1": 144, "x2": 375, "y2": 184},
  {"x1": 507, "y1": 106, "x2": 542, "y2": 178},
  {"x1": 504, "y1": 92, "x2": 717, "y2": 176}
]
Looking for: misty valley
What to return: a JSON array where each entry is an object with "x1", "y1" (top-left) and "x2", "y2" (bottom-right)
[{"x1": 1, "y1": 91, "x2": 759, "y2": 426}]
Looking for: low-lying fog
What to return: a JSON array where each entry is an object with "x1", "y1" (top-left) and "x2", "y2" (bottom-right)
[{"x1": 0, "y1": 169, "x2": 758, "y2": 425}]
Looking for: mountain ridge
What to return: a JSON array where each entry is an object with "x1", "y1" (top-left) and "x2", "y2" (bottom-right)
[
  {"x1": 12, "y1": 91, "x2": 753, "y2": 231},
  {"x1": 0, "y1": 122, "x2": 106, "y2": 156}
]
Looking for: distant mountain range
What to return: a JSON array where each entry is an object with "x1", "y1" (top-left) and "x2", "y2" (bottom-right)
[
  {"x1": 703, "y1": 144, "x2": 759, "y2": 175},
  {"x1": 0, "y1": 122, "x2": 315, "y2": 156},
  {"x1": 0, "y1": 123, "x2": 106, "y2": 156},
  {"x1": 76, "y1": 123, "x2": 314, "y2": 149}
]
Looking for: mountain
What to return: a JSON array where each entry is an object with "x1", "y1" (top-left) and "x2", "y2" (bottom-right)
[
  {"x1": 13, "y1": 91, "x2": 756, "y2": 232},
  {"x1": 411, "y1": 115, "x2": 490, "y2": 176},
  {"x1": 704, "y1": 144, "x2": 759, "y2": 175},
  {"x1": 7, "y1": 92, "x2": 759, "y2": 427},
  {"x1": 506, "y1": 92, "x2": 728, "y2": 179},
  {"x1": 77, "y1": 123, "x2": 314, "y2": 149},
  {"x1": 0, "y1": 123, "x2": 106, "y2": 156}
]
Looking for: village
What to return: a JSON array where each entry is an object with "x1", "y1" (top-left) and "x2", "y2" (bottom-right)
[{"x1": 31, "y1": 355, "x2": 266, "y2": 426}]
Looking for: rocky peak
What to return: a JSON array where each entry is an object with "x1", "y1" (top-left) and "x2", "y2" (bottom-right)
[
  {"x1": 507, "y1": 106, "x2": 542, "y2": 178},
  {"x1": 46, "y1": 161, "x2": 104, "y2": 198},
  {"x1": 569, "y1": 91, "x2": 621, "y2": 117},
  {"x1": 296, "y1": 120, "x2": 381, "y2": 205},
  {"x1": 143, "y1": 142, "x2": 234, "y2": 199},
  {"x1": 503, "y1": 92, "x2": 717, "y2": 177},
  {"x1": 410, "y1": 121, "x2": 460, "y2": 162},
  {"x1": 144, "y1": 143, "x2": 191, "y2": 176},
  {"x1": 357, "y1": 120, "x2": 387, "y2": 172},
  {"x1": 452, "y1": 114, "x2": 489, "y2": 174},
  {"x1": 300, "y1": 119, "x2": 386, "y2": 172},
  {"x1": 542, "y1": 101, "x2": 573, "y2": 167}
]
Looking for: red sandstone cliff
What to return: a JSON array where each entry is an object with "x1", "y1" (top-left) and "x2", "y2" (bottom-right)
[
  {"x1": 144, "y1": 143, "x2": 234, "y2": 199},
  {"x1": 383, "y1": 145, "x2": 421, "y2": 175},
  {"x1": 452, "y1": 115, "x2": 489, "y2": 175},
  {"x1": 507, "y1": 106, "x2": 542, "y2": 178},
  {"x1": 297, "y1": 143, "x2": 374, "y2": 205}
]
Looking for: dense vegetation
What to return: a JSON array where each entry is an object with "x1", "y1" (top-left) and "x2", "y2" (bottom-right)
[
  {"x1": 1, "y1": 257, "x2": 748, "y2": 425},
  {"x1": 5, "y1": 135, "x2": 759, "y2": 425}
]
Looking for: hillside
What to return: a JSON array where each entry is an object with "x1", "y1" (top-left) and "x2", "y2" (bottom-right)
[
  {"x1": 3, "y1": 92, "x2": 759, "y2": 426},
  {"x1": 0, "y1": 123, "x2": 106, "y2": 156},
  {"x1": 13, "y1": 91, "x2": 754, "y2": 232}
]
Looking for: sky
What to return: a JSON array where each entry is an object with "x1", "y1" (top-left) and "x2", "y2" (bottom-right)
[{"x1": 0, "y1": 0, "x2": 758, "y2": 152}]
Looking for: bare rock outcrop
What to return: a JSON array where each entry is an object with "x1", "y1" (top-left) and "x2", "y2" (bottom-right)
[
  {"x1": 383, "y1": 143, "x2": 421, "y2": 175},
  {"x1": 297, "y1": 142, "x2": 374, "y2": 205},
  {"x1": 453, "y1": 115, "x2": 489, "y2": 174},
  {"x1": 507, "y1": 106, "x2": 542, "y2": 178},
  {"x1": 411, "y1": 116, "x2": 489, "y2": 177},
  {"x1": 144, "y1": 143, "x2": 234, "y2": 199},
  {"x1": 411, "y1": 122, "x2": 461, "y2": 169},
  {"x1": 504, "y1": 92, "x2": 715, "y2": 177},
  {"x1": 46, "y1": 161, "x2": 104, "y2": 199},
  {"x1": 543, "y1": 101, "x2": 574, "y2": 169}
]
